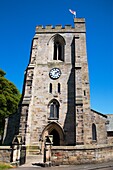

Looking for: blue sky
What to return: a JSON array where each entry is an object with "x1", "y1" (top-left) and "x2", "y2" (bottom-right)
[{"x1": 0, "y1": 0, "x2": 113, "y2": 114}]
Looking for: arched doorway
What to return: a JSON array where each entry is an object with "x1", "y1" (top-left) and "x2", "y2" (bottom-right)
[
  {"x1": 42, "y1": 122, "x2": 64, "y2": 146},
  {"x1": 49, "y1": 129, "x2": 60, "y2": 146}
]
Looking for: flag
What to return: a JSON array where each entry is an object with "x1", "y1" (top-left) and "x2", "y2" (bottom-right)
[{"x1": 69, "y1": 9, "x2": 76, "y2": 16}]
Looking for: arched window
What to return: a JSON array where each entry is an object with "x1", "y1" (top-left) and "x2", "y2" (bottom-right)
[
  {"x1": 53, "y1": 34, "x2": 65, "y2": 61},
  {"x1": 49, "y1": 100, "x2": 59, "y2": 119},
  {"x1": 58, "y1": 83, "x2": 60, "y2": 93},
  {"x1": 49, "y1": 83, "x2": 52, "y2": 93},
  {"x1": 92, "y1": 123, "x2": 97, "y2": 141}
]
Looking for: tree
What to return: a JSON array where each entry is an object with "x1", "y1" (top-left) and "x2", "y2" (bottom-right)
[{"x1": 0, "y1": 69, "x2": 21, "y2": 139}]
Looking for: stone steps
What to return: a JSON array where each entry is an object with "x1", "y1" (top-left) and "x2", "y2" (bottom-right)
[{"x1": 26, "y1": 154, "x2": 43, "y2": 164}]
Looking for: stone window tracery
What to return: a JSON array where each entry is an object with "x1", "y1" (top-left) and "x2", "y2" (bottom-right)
[
  {"x1": 49, "y1": 100, "x2": 59, "y2": 119},
  {"x1": 53, "y1": 34, "x2": 65, "y2": 61}
]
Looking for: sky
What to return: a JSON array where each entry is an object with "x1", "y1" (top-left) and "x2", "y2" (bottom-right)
[{"x1": 0, "y1": 0, "x2": 113, "y2": 114}]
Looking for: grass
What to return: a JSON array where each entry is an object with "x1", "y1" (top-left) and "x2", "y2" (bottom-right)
[{"x1": 0, "y1": 162, "x2": 13, "y2": 170}]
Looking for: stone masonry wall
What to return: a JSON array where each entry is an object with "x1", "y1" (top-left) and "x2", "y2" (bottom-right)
[
  {"x1": 51, "y1": 145, "x2": 113, "y2": 165},
  {"x1": 0, "y1": 146, "x2": 12, "y2": 163},
  {"x1": 83, "y1": 110, "x2": 108, "y2": 145}
]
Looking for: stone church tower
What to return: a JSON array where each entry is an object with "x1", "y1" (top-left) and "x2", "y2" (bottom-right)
[{"x1": 19, "y1": 18, "x2": 107, "y2": 153}]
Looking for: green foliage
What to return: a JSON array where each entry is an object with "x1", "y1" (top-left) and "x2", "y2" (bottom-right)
[
  {"x1": 0, "y1": 162, "x2": 13, "y2": 169},
  {"x1": 0, "y1": 69, "x2": 21, "y2": 136},
  {"x1": 0, "y1": 69, "x2": 6, "y2": 77}
]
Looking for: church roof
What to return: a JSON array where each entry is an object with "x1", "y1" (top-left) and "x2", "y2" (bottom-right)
[{"x1": 91, "y1": 109, "x2": 107, "y2": 118}]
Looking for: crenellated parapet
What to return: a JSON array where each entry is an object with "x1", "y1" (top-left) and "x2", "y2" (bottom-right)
[
  {"x1": 36, "y1": 24, "x2": 72, "y2": 30},
  {"x1": 35, "y1": 18, "x2": 86, "y2": 33}
]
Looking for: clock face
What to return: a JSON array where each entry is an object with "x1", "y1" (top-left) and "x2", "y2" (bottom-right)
[{"x1": 49, "y1": 68, "x2": 61, "y2": 79}]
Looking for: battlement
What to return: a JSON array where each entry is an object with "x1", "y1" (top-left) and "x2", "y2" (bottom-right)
[
  {"x1": 36, "y1": 24, "x2": 73, "y2": 30},
  {"x1": 35, "y1": 18, "x2": 86, "y2": 33}
]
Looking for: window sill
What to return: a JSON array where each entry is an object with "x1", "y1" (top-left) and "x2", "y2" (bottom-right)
[
  {"x1": 48, "y1": 117, "x2": 59, "y2": 120},
  {"x1": 47, "y1": 60, "x2": 64, "y2": 64},
  {"x1": 91, "y1": 140, "x2": 97, "y2": 144}
]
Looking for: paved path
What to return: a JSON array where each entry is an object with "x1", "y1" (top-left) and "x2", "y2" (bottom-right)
[{"x1": 12, "y1": 161, "x2": 113, "y2": 170}]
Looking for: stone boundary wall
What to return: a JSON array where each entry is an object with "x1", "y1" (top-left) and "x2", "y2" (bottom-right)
[
  {"x1": 108, "y1": 137, "x2": 113, "y2": 144},
  {"x1": 51, "y1": 144, "x2": 113, "y2": 165},
  {"x1": 0, "y1": 146, "x2": 12, "y2": 163}
]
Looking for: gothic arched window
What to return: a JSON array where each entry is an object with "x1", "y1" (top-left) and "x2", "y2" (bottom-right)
[
  {"x1": 53, "y1": 34, "x2": 65, "y2": 61},
  {"x1": 49, "y1": 100, "x2": 59, "y2": 119},
  {"x1": 92, "y1": 123, "x2": 97, "y2": 141}
]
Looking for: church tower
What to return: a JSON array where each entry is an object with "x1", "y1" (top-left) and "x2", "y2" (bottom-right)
[{"x1": 19, "y1": 18, "x2": 91, "y2": 151}]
